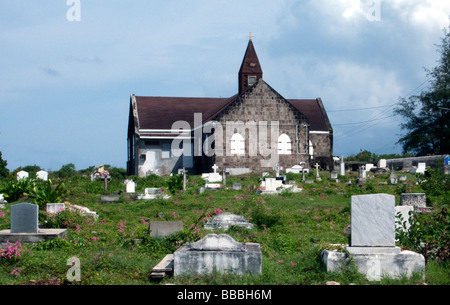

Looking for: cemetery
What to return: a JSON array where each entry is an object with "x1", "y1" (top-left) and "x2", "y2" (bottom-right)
[{"x1": 0, "y1": 162, "x2": 448, "y2": 285}]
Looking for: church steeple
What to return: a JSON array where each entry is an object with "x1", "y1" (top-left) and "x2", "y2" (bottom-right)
[{"x1": 238, "y1": 34, "x2": 263, "y2": 94}]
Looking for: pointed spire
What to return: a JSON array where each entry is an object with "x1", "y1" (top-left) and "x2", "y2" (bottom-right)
[{"x1": 238, "y1": 36, "x2": 263, "y2": 94}]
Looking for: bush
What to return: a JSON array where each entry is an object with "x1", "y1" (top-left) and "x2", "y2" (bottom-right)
[
  {"x1": 29, "y1": 179, "x2": 68, "y2": 210},
  {"x1": 0, "y1": 178, "x2": 33, "y2": 202},
  {"x1": 396, "y1": 206, "x2": 449, "y2": 263},
  {"x1": 166, "y1": 174, "x2": 184, "y2": 194}
]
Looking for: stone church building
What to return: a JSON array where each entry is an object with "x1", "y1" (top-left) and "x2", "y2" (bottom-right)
[{"x1": 127, "y1": 39, "x2": 333, "y2": 177}]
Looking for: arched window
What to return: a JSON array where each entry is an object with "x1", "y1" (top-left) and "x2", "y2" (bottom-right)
[
  {"x1": 278, "y1": 133, "x2": 292, "y2": 155},
  {"x1": 309, "y1": 140, "x2": 314, "y2": 158},
  {"x1": 230, "y1": 133, "x2": 245, "y2": 155}
]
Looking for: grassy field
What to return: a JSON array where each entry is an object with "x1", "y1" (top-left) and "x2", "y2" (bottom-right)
[{"x1": 0, "y1": 169, "x2": 448, "y2": 285}]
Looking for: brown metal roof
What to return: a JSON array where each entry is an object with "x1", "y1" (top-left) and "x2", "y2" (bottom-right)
[
  {"x1": 287, "y1": 99, "x2": 332, "y2": 131},
  {"x1": 134, "y1": 95, "x2": 331, "y2": 133},
  {"x1": 135, "y1": 96, "x2": 236, "y2": 130}
]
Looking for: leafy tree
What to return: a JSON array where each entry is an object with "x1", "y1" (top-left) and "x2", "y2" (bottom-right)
[
  {"x1": 0, "y1": 152, "x2": 9, "y2": 179},
  {"x1": 55, "y1": 163, "x2": 77, "y2": 179},
  {"x1": 394, "y1": 25, "x2": 450, "y2": 155}
]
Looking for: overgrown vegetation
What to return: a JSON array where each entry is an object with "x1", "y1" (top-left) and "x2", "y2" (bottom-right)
[{"x1": 0, "y1": 166, "x2": 448, "y2": 285}]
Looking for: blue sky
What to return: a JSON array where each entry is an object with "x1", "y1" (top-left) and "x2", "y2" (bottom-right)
[{"x1": 1, "y1": 0, "x2": 449, "y2": 172}]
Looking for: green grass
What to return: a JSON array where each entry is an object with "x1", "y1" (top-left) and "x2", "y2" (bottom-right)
[{"x1": 0, "y1": 171, "x2": 448, "y2": 285}]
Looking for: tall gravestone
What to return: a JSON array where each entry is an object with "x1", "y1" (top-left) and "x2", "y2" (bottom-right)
[
  {"x1": 351, "y1": 194, "x2": 395, "y2": 247},
  {"x1": 11, "y1": 203, "x2": 39, "y2": 234},
  {"x1": 322, "y1": 193, "x2": 425, "y2": 281}
]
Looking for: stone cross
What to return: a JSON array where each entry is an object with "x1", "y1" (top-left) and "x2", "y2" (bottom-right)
[
  {"x1": 315, "y1": 163, "x2": 320, "y2": 178},
  {"x1": 274, "y1": 164, "x2": 280, "y2": 177},
  {"x1": 248, "y1": 32, "x2": 255, "y2": 40},
  {"x1": 222, "y1": 170, "x2": 226, "y2": 186},
  {"x1": 212, "y1": 164, "x2": 219, "y2": 173},
  {"x1": 104, "y1": 176, "x2": 108, "y2": 192}
]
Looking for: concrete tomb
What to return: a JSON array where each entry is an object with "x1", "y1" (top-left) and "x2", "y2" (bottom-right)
[
  {"x1": 0, "y1": 203, "x2": 67, "y2": 244},
  {"x1": 202, "y1": 164, "x2": 222, "y2": 183},
  {"x1": 400, "y1": 193, "x2": 426, "y2": 208},
  {"x1": 322, "y1": 194, "x2": 425, "y2": 281},
  {"x1": 173, "y1": 234, "x2": 262, "y2": 276},
  {"x1": 137, "y1": 188, "x2": 170, "y2": 200},
  {"x1": 204, "y1": 213, "x2": 253, "y2": 230}
]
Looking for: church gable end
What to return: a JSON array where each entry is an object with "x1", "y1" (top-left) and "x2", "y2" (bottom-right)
[{"x1": 212, "y1": 79, "x2": 310, "y2": 170}]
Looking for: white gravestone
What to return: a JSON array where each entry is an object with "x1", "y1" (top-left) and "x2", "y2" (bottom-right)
[
  {"x1": 17, "y1": 171, "x2": 29, "y2": 180},
  {"x1": 351, "y1": 194, "x2": 396, "y2": 247},
  {"x1": 125, "y1": 180, "x2": 136, "y2": 193},
  {"x1": 36, "y1": 170, "x2": 48, "y2": 181}
]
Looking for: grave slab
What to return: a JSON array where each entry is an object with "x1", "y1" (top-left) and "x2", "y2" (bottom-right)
[
  {"x1": 149, "y1": 221, "x2": 183, "y2": 238},
  {"x1": 173, "y1": 234, "x2": 262, "y2": 276},
  {"x1": 204, "y1": 213, "x2": 253, "y2": 230}
]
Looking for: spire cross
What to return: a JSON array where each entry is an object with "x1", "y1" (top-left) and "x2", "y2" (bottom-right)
[{"x1": 248, "y1": 32, "x2": 255, "y2": 40}]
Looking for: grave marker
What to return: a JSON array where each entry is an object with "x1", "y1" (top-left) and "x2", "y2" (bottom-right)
[
  {"x1": 149, "y1": 221, "x2": 183, "y2": 238},
  {"x1": 36, "y1": 170, "x2": 48, "y2": 181},
  {"x1": 10, "y1": 203, "x2": 39, "y2": 234}
]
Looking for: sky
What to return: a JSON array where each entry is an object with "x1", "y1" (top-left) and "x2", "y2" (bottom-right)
[{"x1": 1, "y1": 0, "x2": 449, "y2": 172}]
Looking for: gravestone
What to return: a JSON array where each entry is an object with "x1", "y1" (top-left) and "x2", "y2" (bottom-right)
[
  {"x1": 315, "y1": 163, "x2": 321, "y2": 180},
  {"x1": 205, "y1": 183, "x2": 221, "y2": 189},
  {"x1": 399, "y1": 193, "x2": 428, "y2": 211},
  {"x1": 137, "y1": 188, "x2": 170, "y2": 200},
  {"x1": 339, "y1": 156, "x2": 345, "y2": 176},
  {"x1": 351, "y1": 194, "x2": 395, "y2": 247},
  {"x1": 286, "y1": 165, "x2": 303, "y2": 174},
  {"x1": 125, "y1": 180, "x2": 136, "y2": 193},
  {"x1": 17, "y1": 170, "x2": 29, "y2": 180},
  {"x1": 46, "y1": 203, "x2": 66, "y2": 214},
  {"x1": 415, "y1": 163, "x2": 426, "y2": 174},
  {"x1": 395, "y1": 206, "x2": 414, "y2": 233},
  {"x1": 330, "y1": 171, "x2": 338, "y2": 180},
  {"x1": 203, "y1": 164, "x2": 222, "y2": 183},
  {"x1": 149, "y1": 221, "x2": 183, "y2": 238},
  {"x1": 389, "y1": 169, "x2": 398, "y2": 185},
  {"x1": 232, "y1": 182, "x2": 242, "y2": 190},
  {"x1": 378, "y1": 159, "x2": 387, "y2": 168},
  {"x1": 173, "y1": 234, "x2": 261, "y2": 276},
  {"x1": 11, "y1": 203, "x2": 38, "y2": 233},
  {"x1": 0, "y1": 203, "x2": 67, "y2": 244},
  {"x1": 36, "y1": 170, "x2": 48, "y2": 181},
  {"x1": 204, "y1": 213, "x2": 253, "y2": 230},
  {"x1": 322, "y1": 193, "x2": 425, "y2": 281}
]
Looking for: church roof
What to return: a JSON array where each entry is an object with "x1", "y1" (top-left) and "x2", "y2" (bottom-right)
[
  {"x1": 132, "y1": 94, "x2": 331, "y2": 133},
  {"x1": 134, "y1": 95, "x2": 237, "y2": 130},
  {"x1": 287, "y1": 99, "x2": 332, "y2": 131}
]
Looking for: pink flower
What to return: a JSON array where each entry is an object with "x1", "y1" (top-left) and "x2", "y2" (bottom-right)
[{"x1": 290, "y1": 261, "x2": 294, "y2": 267}]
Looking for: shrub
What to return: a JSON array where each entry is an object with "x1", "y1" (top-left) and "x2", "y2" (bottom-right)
[
  {"x1": 29, "y1": 179, "x2": 68, "y2": 209},
  {"x1": 166, "y1": 174, "x2": 184, "y2": 194},
  {"x1": 0, "y1": 178, "x2": 33, "y2": 202},
  {"x1": 396, "y1": 206, "x2": 449, "y2": 263}
]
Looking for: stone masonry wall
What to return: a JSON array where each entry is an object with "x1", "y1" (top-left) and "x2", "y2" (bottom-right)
[{"x1": 211, "y1": 80, "x2": 311, "y2": 171}]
